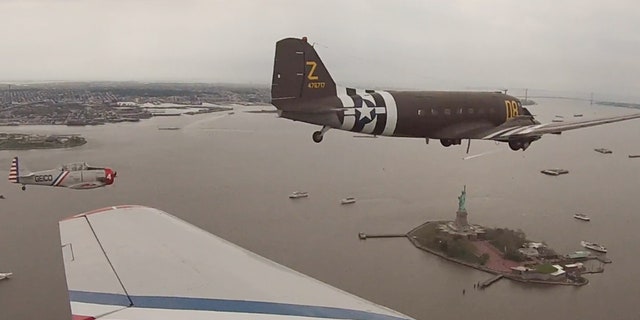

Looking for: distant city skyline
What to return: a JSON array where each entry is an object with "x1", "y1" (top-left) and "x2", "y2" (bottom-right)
[{"x1": 2, "y1": 1, "x2": 639, "y2": 101}]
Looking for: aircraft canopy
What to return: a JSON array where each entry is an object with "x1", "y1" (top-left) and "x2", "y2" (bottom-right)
[{"x1": 61, "y1": 162, "x2": 90, "y2": 171}]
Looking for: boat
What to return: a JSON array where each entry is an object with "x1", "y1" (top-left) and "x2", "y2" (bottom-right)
[
  {"x1": 289, "y1": 191, "x2": 309, "y2": 199},
  {"x1": 573, "y1": 213, "x2": 590, "y2": 221},
  {"x1": 573, "y1": 114, "x2": 583, "y2": 117},
  {"x1": 540, "y1": 168, "x2": 569, "y2": 176},
  {"x1": 0, "y1": 272, "x2": 12, "y2": 280},
  {"x1": 581, "y1": 241, "x2": 607, "y2": 253},
  {"x1": 341, "y1": 197, "x2": 356, "y2": 205},
  {"x1": 629, "y1": 155, "x2": 640, "y2": 158},
  {"x1": 594, "y1": 148, "x2": 612, "y2": 154}
]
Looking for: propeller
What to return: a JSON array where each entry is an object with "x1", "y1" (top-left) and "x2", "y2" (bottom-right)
[{"x1": 103, "y1": 168, "x2": 117, "y2": 185}]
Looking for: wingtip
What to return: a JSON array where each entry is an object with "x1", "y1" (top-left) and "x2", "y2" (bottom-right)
[{"x1": 62, "y1": 205, "x2": 146, "y2": 221}]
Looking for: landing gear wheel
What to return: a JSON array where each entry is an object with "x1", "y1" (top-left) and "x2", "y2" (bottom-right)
[
  {"x1": 509, "y1": 140, "x2": 523, "y2": 151},
  {"x1": 312, "y1": 131, "x2": 324, "y2": 143},
  {"x1": 21, "y1": 185, "x2": 26, "y2": 191},
  {"x1": 312, "y1": 126, "x2": 330, "y2": 143},
  {"x1": 440, "y1": 139, "x2": 452, "y2": 147}
]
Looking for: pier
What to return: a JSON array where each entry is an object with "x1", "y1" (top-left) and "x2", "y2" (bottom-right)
[
  {"x1": 479, "y1": 274, "x2": 503, "y2": 289},
  {"x1": 358, "y1": 233, "x2": 406, "y2": 240},
  {"x1": 596, "y1": 256, "x2": 613, "y2": 264}
]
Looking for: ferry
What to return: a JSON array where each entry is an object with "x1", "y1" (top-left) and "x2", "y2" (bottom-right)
[
  {"x1": 341, "y1": 197, "x2": 356, "y2": 205},
  {"x1": 594, "y1": 148, "x2": 612, "y2": 154},
  {"x1": 581, "y1": 241, "x2": 607, "y2": 253},
  {"x1": 0, "y1": 272, "x2": 12, "y2": 280},
  {"x1": 573, "y1": 213, "x2": 590, "y2": 221},
  {"x1": 289, "y1": 191, "x2": 309, "y2": 199},
  {"x1": 540, "y1": 168, "x2": 569, "y2": 176}
]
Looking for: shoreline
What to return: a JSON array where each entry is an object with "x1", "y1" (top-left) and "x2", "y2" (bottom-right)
[
  {"x1": 406, "y1": 221, "x2": 588, "y2": 287},
  {"x1": 0, "y1": 133, "x2": 87, "y2": 151}
]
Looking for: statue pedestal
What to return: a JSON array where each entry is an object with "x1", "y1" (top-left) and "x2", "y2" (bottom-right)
[{"x1": 455, "y1": 210, "x2": 469, "y2": 230}]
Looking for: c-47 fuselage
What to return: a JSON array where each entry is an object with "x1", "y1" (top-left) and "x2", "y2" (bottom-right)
[{"x1": 271, "y1": 37, "x2": 640, "y2": 151}]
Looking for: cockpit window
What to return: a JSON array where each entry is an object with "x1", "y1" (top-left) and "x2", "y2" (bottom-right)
[{"x1": 62, "y1": 162, "x2": 89, "y2": 171}]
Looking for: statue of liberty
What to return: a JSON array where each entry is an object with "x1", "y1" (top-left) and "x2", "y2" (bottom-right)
[{"x1": 458, "y1": 185, "x2": 467, "y2": 212}]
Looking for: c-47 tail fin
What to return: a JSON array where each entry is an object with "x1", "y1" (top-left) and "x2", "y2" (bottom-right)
[
  {"x1": 271, "y1": 37, "x2": 337, "y2": 110},
  {"x1": 9, "y1": 157, "x2": 19, "y2": 183}
]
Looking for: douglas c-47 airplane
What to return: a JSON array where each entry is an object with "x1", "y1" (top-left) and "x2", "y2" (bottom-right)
[
  {"x1": 60, "y1": 205, "x2": 414, "y2": 320},
  {"x1": 270, "y1": 37, "x2": 640, "y2": 151},
  {"x1": 8, "y1": 157, "x2": 116, "y2": 190}
]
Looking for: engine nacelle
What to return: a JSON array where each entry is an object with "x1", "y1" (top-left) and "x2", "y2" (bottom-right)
[
  {"x1": 440, "y1": 139, "x2": 462, "y2": 147},
  {"x1": 508, "y1": 139, "x2": 535, "y2": 151}
]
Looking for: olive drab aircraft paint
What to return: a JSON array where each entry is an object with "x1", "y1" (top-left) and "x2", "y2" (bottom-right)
[
  {"x1": 9, "y1": 157, "x2": 116, "y2": 190},
  {"x1": 271, "y1": 37, "x2": 640, "y2": 151}
]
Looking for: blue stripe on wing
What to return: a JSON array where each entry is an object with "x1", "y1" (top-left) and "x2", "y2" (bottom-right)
[{"x1": 69, "y1": 290, "x2": 411, "y2": 320}]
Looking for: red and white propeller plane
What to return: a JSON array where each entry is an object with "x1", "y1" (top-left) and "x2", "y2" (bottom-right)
[{"x1": 9, "y1": 157, "x2": 116, "y2": 191}]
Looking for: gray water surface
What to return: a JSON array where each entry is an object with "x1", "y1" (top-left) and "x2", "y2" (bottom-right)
[{"x1": 0, "y1": 99, "x2": 639, "y2": 319}]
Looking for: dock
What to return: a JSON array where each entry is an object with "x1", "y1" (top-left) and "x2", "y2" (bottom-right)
[
  {"x1": 596, "y1": 256, "x2": 613, "y2": 264},
  {"x1": 479, "y1": 274, "x2": 503, "y2": 289},
  {"x1": 358, "y1": 233, "x2": 406, "y2": 240}
]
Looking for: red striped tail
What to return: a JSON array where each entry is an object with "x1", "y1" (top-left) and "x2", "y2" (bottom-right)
[{"x1": 9, "y1": 157, "x2": 19, "y2": 183}]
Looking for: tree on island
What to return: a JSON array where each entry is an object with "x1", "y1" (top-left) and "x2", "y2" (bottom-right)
[{"x1": 485, "y1": 228, "x2": 527, "y2": 261}]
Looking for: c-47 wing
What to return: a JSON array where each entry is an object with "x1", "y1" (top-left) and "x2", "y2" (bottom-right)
[
  {"x1": 481, "y1": 112, "x2": 640, "y2": 141},
  {"x1": 60, "y1": 205, "x2": 414, "y2": 320}
]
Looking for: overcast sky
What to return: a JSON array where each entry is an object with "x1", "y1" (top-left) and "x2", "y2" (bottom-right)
[{"x1": 1, "y1": 0, "x2": 639, "y2": 100}]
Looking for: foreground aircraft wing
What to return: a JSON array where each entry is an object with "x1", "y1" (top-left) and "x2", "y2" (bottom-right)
[
  {"x1": 480, "y1": 112, "x2": 640, "y2": 141},
  {"x1": 61, "y1": 205, "x2": 413, "y2": 320}
]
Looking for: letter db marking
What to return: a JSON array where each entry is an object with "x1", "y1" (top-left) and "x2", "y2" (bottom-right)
[{"x1": 505, "y1": 100, "x2": 519, "y2": 120}]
